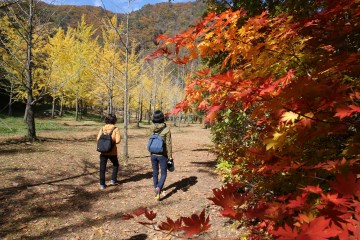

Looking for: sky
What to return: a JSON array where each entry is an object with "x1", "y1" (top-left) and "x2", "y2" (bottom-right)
[{"x1": 42, "y1": 0, "x2": 196, "y2": 13}]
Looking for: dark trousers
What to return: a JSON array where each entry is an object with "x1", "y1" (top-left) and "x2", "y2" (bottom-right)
[
  {"x1": 150, "y1": 154, "x2": 168, "y2": 190},
  {"x1": 99, "y1": 154, "x2": 119, "y2": 186}
]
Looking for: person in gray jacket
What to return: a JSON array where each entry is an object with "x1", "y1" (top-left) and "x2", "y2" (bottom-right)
[{"x1": 149, "y1": 110, "x2": 173, "y2": 200}]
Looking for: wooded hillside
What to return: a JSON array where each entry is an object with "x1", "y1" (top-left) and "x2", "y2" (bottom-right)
[
  {"x1": 0, "y1": 1, "x2": 205, "y2": 116},
  {"x1": 41, "y1": 1, "x2": 206, "y2": 52}
]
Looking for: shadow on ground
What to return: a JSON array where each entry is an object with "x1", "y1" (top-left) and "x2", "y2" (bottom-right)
[
  {"x1": 0, "y1": 163, "x2": 153, "y2": 239},
  {"x1": 191, "y1": 159, "x2": 217, "y2": 168},
  {"x1": 126, "y1": 234, "x2": 148, "y2": 240},
  {"x1": 161, "y1": 176, "x2": 198, "y2": 201},
  {"x1": 118, "y1": 171, "x2": 152, "y2": 184}
]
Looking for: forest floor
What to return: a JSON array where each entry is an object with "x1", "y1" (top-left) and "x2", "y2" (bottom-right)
[{"x1": 0, "y1": 121, "x2": 243, "y2": 240}]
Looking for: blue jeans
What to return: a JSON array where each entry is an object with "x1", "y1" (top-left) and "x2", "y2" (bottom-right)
[
  {"x1": 99, "y1": 154, "x2": 119, "y2": 186},
  {"x1": 150, "y1": 154, "x2": 168, "y2": 190}
]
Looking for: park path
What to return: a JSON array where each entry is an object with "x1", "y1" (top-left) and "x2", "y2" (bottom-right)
[{"x1": 0, "y1": 124, "x2": 242, "y2": 239}]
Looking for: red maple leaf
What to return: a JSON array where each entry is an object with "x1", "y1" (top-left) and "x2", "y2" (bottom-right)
[
  {"x1": 208, "y1": 182, "x2": 248, "y2": 209},
  {"x1": 133, "y1": 207, "x2": 147, "y2": 216},
  {"x1": 318, "y1": 206, "x2": 352, "y2": 227},
  {"x1": 329, "y1": 173, "x2": 360, "y2": 198},
  {"x1": 180, "y1": 209, "x2": 211, "y2": 237},
  {"x1": 272, "y1": 224, "x2": 299, "y2": 239},
  {"x1": 208, "y1": 183, "x2": 251, "y2": 220},
  {"x1": 158, "y1": 217, "x2": 182, "y2": 232},
  {"x1": 298, "y1": 217, "x2": 341, "y2": 239},
  {"x1": 347, "y1": 217, "x2": 360, "y2": 239},
  {"x1": 335, "y1": 107, "x2": 355, "y2": 120},
  {"x1": 196, "y1": 68, "x2": 210, "y2": 76},
  {"x1": 144, "y1": 210, "x2": 157, "y2": 221},
  {"x1": 205, "y1": 104, "x2": 222, "y2": 122},
  {"x1": 244, "y1": 201, "x2": 268, "y2": 220},
  {"x1": 287, "y1": 193, "x2": 308, "y2": 209},
  {"x1": 301, "y1": 185, "x2": 323, "y2": 194},
  {"x1": 349, "y1": 105, "x2": 360, "y2": 112},
  {"x1": 320, "y1": 193, "x2": 351, "y2": 206},
  {"x1": 264, "y1": 202, "x2": 285, "y2": 220},
  {"x1": 219, "y1": 207, "x2": 243, "y2": 220}
]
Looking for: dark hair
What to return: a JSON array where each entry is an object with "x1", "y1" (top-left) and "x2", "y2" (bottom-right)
[
  {"x1": 105, "y1": 114, "x2": 117, "y2": 124},
  {"x1": 152, "y1": 110, "x2": 165, "y2": 123}
]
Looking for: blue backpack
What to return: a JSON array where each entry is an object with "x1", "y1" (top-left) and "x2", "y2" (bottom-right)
[{"x1": 147, "y1": 127, "x2": 165, "y2": 153}]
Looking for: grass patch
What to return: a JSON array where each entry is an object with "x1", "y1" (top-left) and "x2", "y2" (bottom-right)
[
  {"x1": 36, "y1": 120, "x2": 68, "y2": 131},
  {"x1": 0, "y1": 114, "x2": 100, "y2": 135},
  {"x1": 0, "y1": 115, "x2": 27, "y2": 134}
]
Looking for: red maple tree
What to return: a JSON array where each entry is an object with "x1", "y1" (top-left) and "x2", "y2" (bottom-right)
[{"x1": 146, "y1": 0, "x2": 360, "y2": 238}]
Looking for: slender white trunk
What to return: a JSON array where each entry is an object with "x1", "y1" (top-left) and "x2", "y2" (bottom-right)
[{"x1": 122, "y1": 0, "x2": 130, "y2": 159}]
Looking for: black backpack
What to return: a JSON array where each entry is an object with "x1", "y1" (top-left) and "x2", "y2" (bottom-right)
[{"x1": 97, "y1": 127, "x2": 116, "y2": 153}]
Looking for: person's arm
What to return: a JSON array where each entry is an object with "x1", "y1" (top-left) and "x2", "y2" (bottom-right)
[
  {"x1": 166, "y1": 129, "x2": 173, "y2": 159},
  {"x1": 96, "y1": 128, "x2": 102, "y2": 141},
  {"x1": 114, "y1": 127, "x2": 121, "y2": 144}
]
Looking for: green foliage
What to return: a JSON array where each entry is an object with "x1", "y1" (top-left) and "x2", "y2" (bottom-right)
[
  {"x1": 211, "y1": 108, "x2": 257, "y2": 162},
  {"x1": 215, "y1": 157, "x2": 233, "y2": 182}
]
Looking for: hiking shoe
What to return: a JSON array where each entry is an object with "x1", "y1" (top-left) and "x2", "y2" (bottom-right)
[
  {"x1": 109, "y1": 180, "x2": 120, "y2": 185},
  {"x1": 155, "y1": 187, "x2": 161, "y2": 201},
  {"x1": 100, "y1": 184, "x2": 106, "y2": 190}
]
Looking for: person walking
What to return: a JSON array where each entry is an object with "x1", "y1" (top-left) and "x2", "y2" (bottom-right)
[
  {"x1": 96, "y1": 114, "x2": 121, "y2": 189},
  {"x1": 149, "y1": 110, "x2": 173, "y2": 200}
]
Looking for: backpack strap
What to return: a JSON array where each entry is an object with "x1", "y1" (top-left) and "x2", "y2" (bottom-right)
[
  {"x1": 154, "y1": 125, "x2": 166, "y2": 135},
  {"x1": 109, "y1": 127, "x2": 116, "y2": 135},
  {"x1": 102, "y1": 127, "x2": 116, "y2": 135}
]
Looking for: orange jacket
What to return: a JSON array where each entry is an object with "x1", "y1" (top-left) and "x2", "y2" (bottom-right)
[{"x1": 96, "y1": 124, "x2": 121, "y2": 156}]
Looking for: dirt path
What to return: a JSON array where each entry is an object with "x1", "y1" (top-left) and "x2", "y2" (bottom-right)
[{"x1": 0, "y1": 124, "x2": 241, "y2": 239}]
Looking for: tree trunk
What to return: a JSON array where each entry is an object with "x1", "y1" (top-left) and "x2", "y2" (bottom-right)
[
  {"x1": 173, "y1": 114, "x2": 177, "y2": 126},
  {"x1": 139, "y1": 101, "x2": 143, "y2": 122},
  {"x1": 108, "y1": 88, "x2": 113, "y2": 115},
  {"x1": 79, "y1": 98, "x2": 83, "y2": 120},
  {"x1": 51, "y1": 95, "x2": 56, "y2": 118},
  {"x1": 59, "y1": 94, "x2": 64, "y2": 117},
  {"x1": 75, "y1": 94, "x2": 79, "y2": 121},
  {"x1": 100, "y1": 98, "x2": 104, "y2": 119},
  {"x1": 148, "y1": 102, "x2": 152, "y2": 124},
  {"x1": 122, "y1": 0, "x2": 130, "y2": 160},
  {"x1": 25, "y1": 0, "x2": 36, "y2": 141},
  {"x1": 8, "y1": 86, "x2": 13, "y2": 116}
]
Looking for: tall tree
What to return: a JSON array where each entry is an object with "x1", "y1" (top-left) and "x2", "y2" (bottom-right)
[
  {"x1": 65, "y1": 16, "x2": 98, "y2": 121},
  {"x1": 0, "y1": 0, "x2": 49, "y2": 140},
  {"x1": 97, "y1": 15, "x2": 124, "y2": 115},
  {"x1": 44, "y1": 28, "x2": 77, "y2": 118}
]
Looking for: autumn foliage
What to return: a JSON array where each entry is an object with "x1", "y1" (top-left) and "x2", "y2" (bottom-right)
[
  {"x1": 123, "y1": 208, "x2": 211, "y2": 238},
  {"x1": 147, "y1": 0, "x2": 360, "y2": 239}
]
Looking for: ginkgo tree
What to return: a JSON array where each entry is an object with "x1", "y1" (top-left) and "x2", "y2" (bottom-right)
[
  {"x1": 64, "y1": 16, "x2": 99, "y2": 121},
  {"x1": 0, "y1": 1, "x2": 50, "y2": 140},
  {"x1": 44, "y1": 27, "x2": 78, "y2": 118},
  {"x1": 93, "y1": 15, "x2": 125, "y2": 116},
  {"x1": 147, "y1": 0, "x2": 360, "y2": 238}
]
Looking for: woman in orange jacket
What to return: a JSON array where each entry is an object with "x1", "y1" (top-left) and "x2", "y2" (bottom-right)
[{"x1": 96, "y1": 114, "x2": 121, "y2": 189}]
